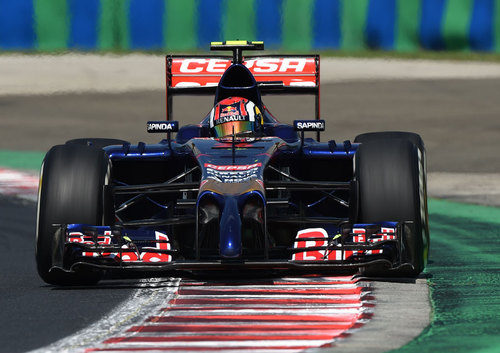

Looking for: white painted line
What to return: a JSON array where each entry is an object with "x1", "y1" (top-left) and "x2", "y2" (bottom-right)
[
  {"x1": 165, "y1": 303, "x2": 364, "y2": 309},
  {"x1": 176, "y1": 284, "x2": 358, "y2": 289},
  {"x1": 170, "y1": 293, "x2": 366, "y2": 300},
  {"x1": 90, "y1": 347, "x2": 304, "y2": 353},
  {"x1": 156, "y1": 308, "x2": 363, "y2": 314},
  {"x1": 28, "y1": 278, "x2": 180, "y2": 353},
  {"x1": 141, "y1": 320, "x2": 361, "y2": 327},
  {"x1": 0, "y1": 166, "x2": 371, "y2": 353},
  {"x1": 25, "y1": 274, "x2": 369, "y2": 352},
  {"x1": 93, "y1": 339, "x2": 333, "y2": 347},
  {"x1": 117, "y1": 330, "x2": 346, "y2": 337}
]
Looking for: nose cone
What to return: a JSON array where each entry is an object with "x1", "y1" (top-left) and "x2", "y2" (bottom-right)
[{"x1": 219, "y1": 197, "x2": 242, "y2": 258}]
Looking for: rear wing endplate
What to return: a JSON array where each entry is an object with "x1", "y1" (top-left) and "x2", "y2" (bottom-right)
[{"x1": 165, "y1": 55, "x2": 320, "y2": 122}]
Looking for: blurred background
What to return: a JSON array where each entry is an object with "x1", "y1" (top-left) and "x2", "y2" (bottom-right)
[
  {"x1": 0, "y1": 0, "x2": 499, "y2": 52},
  {"x1": 0, "y1": 0, "x2": 499, "y2": 177},
  {"x1": 0, "y1": 4, "x2": 498, "y2": 352}
]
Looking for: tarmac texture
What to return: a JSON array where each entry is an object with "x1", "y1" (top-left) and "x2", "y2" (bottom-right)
[
  {"x1": 0, "y1": 57, "x2": 498, "y2": 352},
  {"x1": 1, "y1": 79, "x2": 499, "y2": 173}
]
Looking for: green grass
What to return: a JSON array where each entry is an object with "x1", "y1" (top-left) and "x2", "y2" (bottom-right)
[
  {"x1": 390, "y1": 199, "x2": 500, "y2": 353},
  {"x1": 1, "y1": 149, "x2": 499, "y2": 351},
  {"x1": 0, "y1": 150, "x2": 44, "y2": 171}
]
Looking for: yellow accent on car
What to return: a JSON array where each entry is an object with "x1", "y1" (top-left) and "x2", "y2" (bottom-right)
[{"x1": 225, "y1": 40, "x2": 249, "y2": 45}]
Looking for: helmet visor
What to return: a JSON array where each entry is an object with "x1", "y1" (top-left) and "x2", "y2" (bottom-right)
[{"x1": 213, "y1": 120, "x2": 254, "y2": 137}]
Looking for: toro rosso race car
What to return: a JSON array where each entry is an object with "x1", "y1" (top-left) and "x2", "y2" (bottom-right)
[{"x1": 36, "y1": 41, "x2": 429, "y2": 285}]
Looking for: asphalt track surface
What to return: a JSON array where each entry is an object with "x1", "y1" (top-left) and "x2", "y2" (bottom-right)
[
  {"x1": 0, "y1": 79, "x2": 498, "y2": 352},
  {"x1": 0, "y1": 79, "x2": 499, "y2": 172},
  {"x1": 0, "y1": 192, "x2": 428, "y2": 353},
  {"x1": 0, "y1": 197, "x2": 137, "y2": 353}
]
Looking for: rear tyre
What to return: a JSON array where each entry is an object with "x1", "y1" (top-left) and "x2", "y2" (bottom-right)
[
  {"x1": 36, "y1": 144, "x2": 111, "y2": 285},
  {"x1": 66, "y1": 138, "x2": 127, "y2": 150},
  {"x1": 355, "y1": 138, "x2": 429, "y2": 277}
]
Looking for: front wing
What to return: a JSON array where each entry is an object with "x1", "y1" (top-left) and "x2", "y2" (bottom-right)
[{"x1": 49, "y1": 222, "x2": 418, "y2": 275}]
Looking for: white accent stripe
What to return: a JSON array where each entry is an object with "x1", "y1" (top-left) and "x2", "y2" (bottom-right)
[
  {"x1": 27, "y1": 275, "x2": 370, "y2": 352},
  {"x1": 171, "y1": 294, "x2": 364, "y2": 299},
  {"x1": 95, "y1": 340, "x2": 333, "y2": 348},
  {"x1": 246, "y1": 100, "x2": 256, "y2": 122},
  {"x1": 209, "y1": 106, "x2": 215, "y2": 128},
  {"x1": 116, "y1": 330, "x2": 346, "y2": 337},
  {"x1": 165, "y1": 303, "x2": 364, "y2": 309},
  {"x1": 177, "y1": 284, "x2": 358, "y2": 289},
  {"x1": 153, "y1": 308, "x2": 363, "y2": 315},
  {"x1": 90, "y1": 347, "x2": 303, "y2": 353},
  {"x1": 142, "y1": 320, "x2": 367, "y2": 327}
]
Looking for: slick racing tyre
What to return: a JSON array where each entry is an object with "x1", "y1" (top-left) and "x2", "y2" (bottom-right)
[
  {"x1": 66, "y1": 138, "x2": 128, "y2": 150},
  {"x1": 354, "y1": 131, "x2": 429, "y2": 259},
  {"x1": 354, "y1": 131, "x2": 424, "y2": 154},
  {"x1": 36, "y1": 144, "x2": 111, "y2": 285},
  {"x1": 355, "y1": 137, "x2": 429, "y2": 277}
]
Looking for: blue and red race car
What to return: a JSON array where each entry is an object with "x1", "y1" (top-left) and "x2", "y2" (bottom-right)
[{"x1": 36, "y1": 41, "x2": 429, "y2": 285}]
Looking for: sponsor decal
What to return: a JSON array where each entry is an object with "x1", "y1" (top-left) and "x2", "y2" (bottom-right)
[
  {"x1": 211, "y1": 98, "x2": 253, "y2": 129},
  {"x1": 204, "y1": 163, "x2": 261, "y2": 183},
  {"x1": 292, "y1": 228, "x2": 328, "y2": 261},
  {"x1": 292, "y1": 226, "x2": 398, "y2": 261},
  {"x1": 215, "y1": 115, "x2": 247, "y2": 125},
  {"x1": 170, "y1": 57, "x2": 317, "y2": 88},
  {"x1": 293, "y1": 120, "x2": 326, "y2": 131},
  {"x1": 175, "y1": 58, "x2": 312, "y2": 74},
  {"x1": 204, "y1": 163, "x2": 261, "y2": 171},
  {"x1": 68, "y1": 231, "x2": 112, "y2": 257},
  {"x1": 147, "y1": 121, "x2": 179, "y2": 133},
  {"x1": 68, "y1": 231, "x2": 172, "y2": 263},
  {"x1": 221, "y1": 105, "x2": 237, "y2": 115},
  {"x1": 352, "y1": 228, "x2": 366, "y2": 243}
]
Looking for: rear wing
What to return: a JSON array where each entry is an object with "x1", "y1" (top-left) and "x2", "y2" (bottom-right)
[{"x1": 165, "y1": 55, "x2": 320, "y2": 121}]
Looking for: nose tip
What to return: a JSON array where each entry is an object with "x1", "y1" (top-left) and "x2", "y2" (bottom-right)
[{"x1": 219, "y1": 197, "x2": 241, "y2": 258}]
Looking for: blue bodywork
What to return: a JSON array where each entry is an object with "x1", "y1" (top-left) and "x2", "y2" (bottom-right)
[{"x1": 52, "y1": 45, "x2": 412, "y2": 274}]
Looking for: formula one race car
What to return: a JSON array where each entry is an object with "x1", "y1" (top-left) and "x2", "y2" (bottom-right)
[{"x1": 36, "y1": 41, "x2": 429, "y2": 285}]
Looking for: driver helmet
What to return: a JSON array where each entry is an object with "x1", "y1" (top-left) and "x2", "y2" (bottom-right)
[{"x1": 209, "y1": 97, "x2": 263, "y2": 138}]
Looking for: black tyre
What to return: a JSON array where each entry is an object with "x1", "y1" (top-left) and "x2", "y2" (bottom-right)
[
  {"x1": 355, "y1": 131, "x2": 429, "y2": 261},
  {"x1": 355, "y1": 138, "x2": 429, "y2": 276},
  {"x1": 354, "y1": 131, "x2": 424, "y2": 153},
  {"x1": 36, "y1": 144, "x2": 111, "y2": 285},
  {"x1": 66, "y1": 138, "x2": 127, "y2": 150}
]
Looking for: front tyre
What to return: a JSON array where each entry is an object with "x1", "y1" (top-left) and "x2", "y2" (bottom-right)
[
  {"x1": 65, "y1": 138, "x2": 128, "y2": 150},
  {"x1": 355, "y1": 138, "x2": 429, "y2": 276},
  {"x1": 36, "y1": 144, "x2": 111, "y2": 285}
]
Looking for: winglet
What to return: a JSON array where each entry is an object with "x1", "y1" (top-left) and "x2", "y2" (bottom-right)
[{"x1": 210, "y1": 40, "x2": 264, "y2": 64}]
